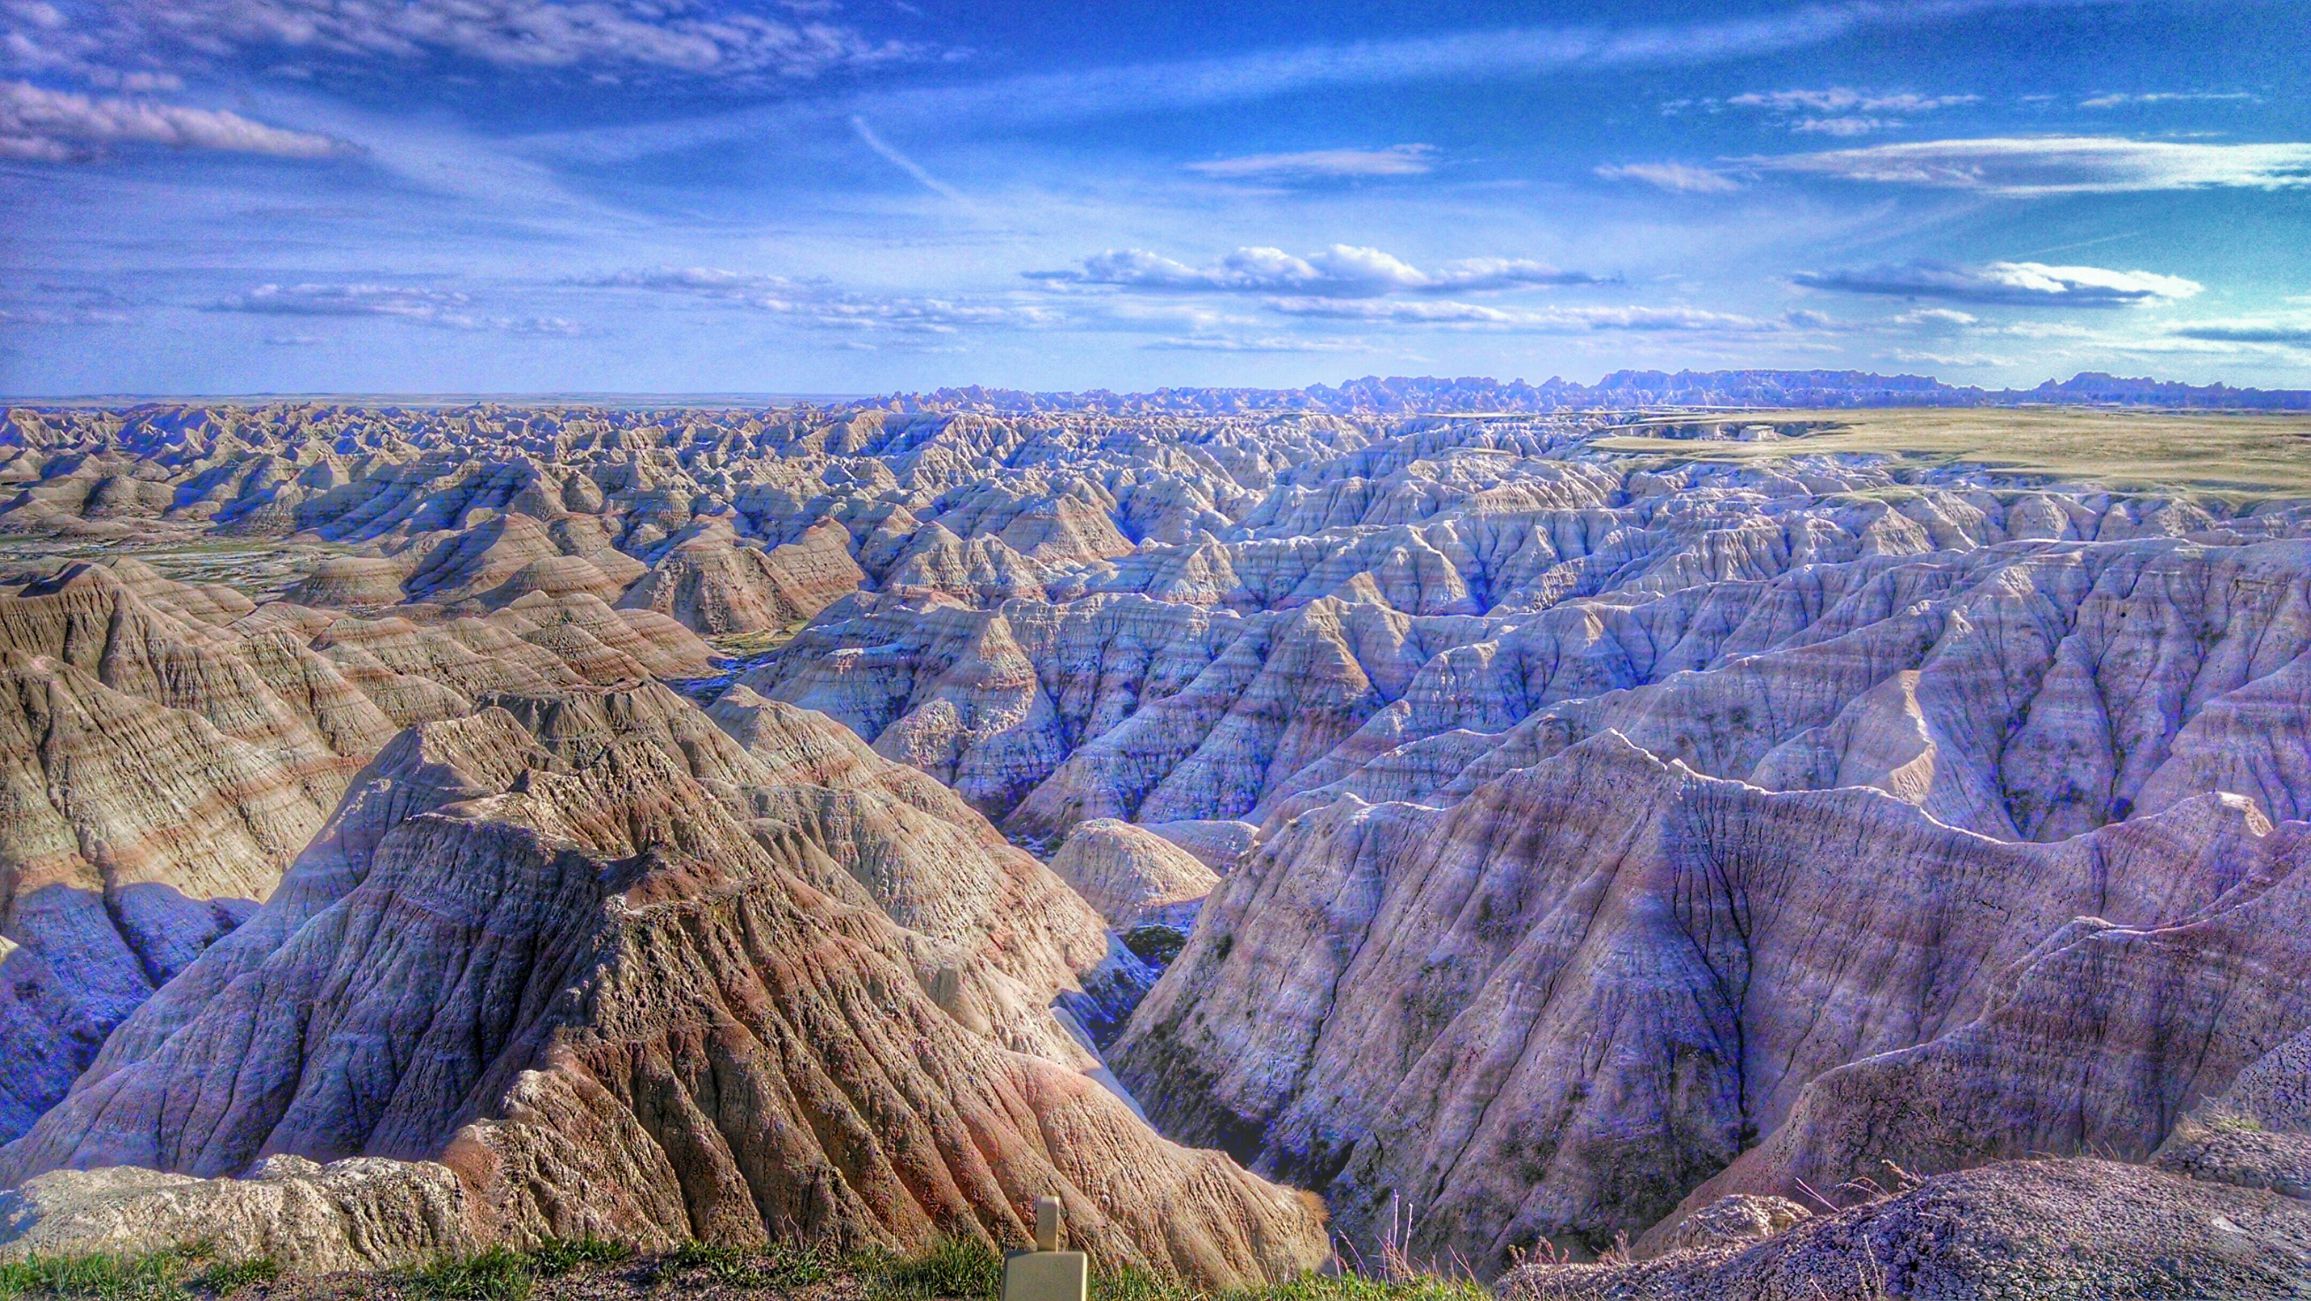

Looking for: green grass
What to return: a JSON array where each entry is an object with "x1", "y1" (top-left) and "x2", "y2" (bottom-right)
[
  {"x1": 522, "y1": 1237, "x2": 632, "y2": 1279},
  {"x1": 0, "y1": 1244, "x2": 278, "y2": 1300},
  {"x1": 1092, "y1": 1263, "x2": 1491, "y2": 1301},
  {"x1": 187, "y1": 1257, "x2": 279, "y2": 1297},
  {"x1": 403, "y1": 1246, "x2": 537, "y2": 1301},
  {"x1": 871, "y1": 1236, "x2": 1004, "y2": 1300},
  {"x1": 0, "y1": 1234, "x2": 1495, "y2": 1301}
]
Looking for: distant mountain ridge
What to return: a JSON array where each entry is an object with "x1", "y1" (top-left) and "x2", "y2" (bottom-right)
[{"x1": 884, "y1": 369, "x2": 2311, "y2": 415}]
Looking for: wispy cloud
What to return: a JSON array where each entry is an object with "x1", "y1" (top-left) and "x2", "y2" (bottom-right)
[
  {"x1": 2170, "y1": 317, "x2": 2311, "y2": 346},
  {"x1": 1184, "y1": 144, "x2": 1436, "y2": 181},
  {"x1": 1266, "y1": 298, "x2": 1798, "y2": 333},
  {"x1": 0, "y1": 79, "x2": 353, "y2": 161},
  {"x1": 5, "y1": 0, "x2": 917, "y2": 89},
  {"x1": 1795, "y1": 260, "x2": 2203, "y2": 306},
  {"x1": 2080, "y1": 91, "x2": 2258, "y2": 109},
  {"x1": 1729, "y1": 88, "x2": 1981, "y2": 115},
  {"x1": 543, "y1": 0, "x2": 2112, "y2": 162},
  {"x1": 1680, "y1": 86, "x2": 1980, "y2": 137},
  {"x1": 1142, "y1": 335, "x2": 1369, "y2": 353},
  {"x1": 1892, "y1": 307, "x2": 1980, "y2": 328},
  {"x1": 1593, "y1": 161, "x2": 1741, "y2": 193},
  {"x1": 1749, "y1": 136, "x2": 2311, "y2": 193},
  {"x1": 577, "y1": 266, "x2": 1054, "y2": 333},
  {"x1": 849, "y1": 115, "x2": 971, "y2": 206},
  {"x1": 1027, "y1": 245, "x2": 1611, "y2": 297},
  {"x1": 211, "y1": 283, "x2": 578, "y2": 334}
]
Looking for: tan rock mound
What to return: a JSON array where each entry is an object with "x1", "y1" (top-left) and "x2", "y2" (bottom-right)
[
  {"x1": 1503, "y1": 1159, "x2": 2311, "y2": 1300},
  {"x1": 0, "y1": 1157, "x2": 479, "y2": 1274},
  {"x1": 0, "y1": 724, "x2": 1328, "y2": 1286},
  {"x1": 620, "y1": 522, "x2": 864, "y2": 635},
  {"x1": 287, "y1": 555, "x2": 409, "y2": 608},
  {"x1": 1048, "y1": 819, "x2": 1219, "y2": 933}
]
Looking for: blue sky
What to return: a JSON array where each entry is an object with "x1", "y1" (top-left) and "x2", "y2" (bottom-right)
[{"x1": 2, "y1": 0, "x2": 2307, "y2": 395}]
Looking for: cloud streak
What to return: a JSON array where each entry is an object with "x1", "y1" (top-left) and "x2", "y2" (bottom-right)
[
  {"x1": 848, "y1": 116, "x2": 971, "y2": 207},
  {"x1": 0, "y1": 79, "x2": 353, "y2": 161},
  {"x1": 544, "y1": 0, "x2": 2116, "y2": 162},
  {"x1": 8, "y1": 0, "x2": 916, "y2": 88},
  {"x1": 211, "y1": 283, "x2": 578, "y2": 334},
  {"x1": 577, "y1": 266, "x2": 1055, "y2": 333},
  {"x1": 1594, "y1": 161, "x2": 1740, "y2": 192},
  {"x1": 1795, "y1": 260, "x2": 2203, "y2": 306},
  {"x1": 1266, "y1": 298, "x2": 1795, "y2": 333},
  {"x1": 1749, "y1": 136, "x2": 2311, "y2": 193},
  {"x1": 1184, "y1": 144, "x2": 1436, "y2": 181},
  {"x1": 1028, "y1": 245, "x2": 1611, "y2": 297}
]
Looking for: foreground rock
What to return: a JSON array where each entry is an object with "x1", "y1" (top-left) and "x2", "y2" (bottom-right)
[
  {"x1": 1116, "y1": 730, "x2": 2311, "y2": 1268},
  {"x1": 1503, "y1": 1158, "x2": 2311, "y2": 1300},
  {"x1": 0, "y1": 692, "x2": 1327, "y2": 1286},
  {"x1": 0, "y1": 1158, "x2": 478, "y2": 1274}
]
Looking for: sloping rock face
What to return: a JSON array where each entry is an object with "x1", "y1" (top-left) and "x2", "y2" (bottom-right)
[
  {"x1": 1114, "y1": 731, "x2": 2311, "y2": 1267},
  {"x1": 1048, "y1": 819, "x2": 1219, "y2": 932},
  {"x1": 0, "y1": 559, "x2": 720, "y2": 1142},
  {"x1": 620, "y1": 521, "x2": 865, "y2": 635},
  {"x1": 0, "y1": 1158, "x2": 480, "y2": 1274},
  {"x1": 1503, "y1": 1158, "x2": 2311, "y2": 1300},
  {"x1": 0, "y1": 691, "x2": 1327, "y2": 1286},
  {"x1": 10, "y1": 400, "x2": 2311, "y2": 1291}
]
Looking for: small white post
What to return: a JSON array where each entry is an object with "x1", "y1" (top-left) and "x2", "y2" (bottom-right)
[{"x1": 1003, "y1": 1195, "x2": 1086, "y2": 1301}]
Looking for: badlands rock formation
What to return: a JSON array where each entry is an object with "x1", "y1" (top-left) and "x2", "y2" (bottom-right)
[
  {"x1": 3, "y1": 394, "x2": 2311, "y2": 1292},
  {"x1": 1048, "y1": 819, "x2": 1220, "y2": 933}
]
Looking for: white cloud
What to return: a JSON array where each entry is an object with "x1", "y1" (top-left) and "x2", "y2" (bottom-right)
[
  {"x1": 1702, "y1": 86, "x2": 1979, "y2": 136},
  {"x1": 1729, "y1": 88, "x2": 1979, "y2": 115},
  {"x1": 1184, "y1": 144, "x2": 1436, "y2": 181},
  {"x1": 1749, "y1": 136, "x2": 2311, "y2": 193},
  {"x1": 849, "y1": 115, "x2": 970, "y2": 207},
  {"x1": 53, "y1": 0, "x2": 915, "y2": 83},
  {"x1": 1792, "y1": 116, "x2": 1893, "y2": 137},
  {"x1": 1141, "y1": 335, "x2": 1369, "y2": 353},
  {"x1": 1892, "y1": 307, "x2": 1980, "y2": 328},
  {"x1": 1265, "y1": 298, "x2": 1790, "y2": 333},
  {"x1": 578, "y1": 267, "x2": 1056, "y2": 334},
  {"x1": 1794, "y1": 260, "x2": 2204, "y2": 306},
  {"x1": 213, "y1": 282, "x2": 578, "y2": 335},
  {"x1": 1593, "y1": 161, "x2": 1740, "y2": 192},
  {"x1": 547, "y1": 0, "x2": 2090, "y2": 163},
  {"x1": 0, "y1": 79, "x2": 352, "y2": 161},
  {"x1": 2170, "y1": 317, "x2": 2311, "y2": 347},
  {"x1": 2080, "y1": 91, "x2": 2257, "y2": 109},
  {"x1": 1890, "y1": 349, "x2": 2011, "y2": 367},
  {"x1": 1027, "y1": 245, "x2": 1610, "y2": 297}
]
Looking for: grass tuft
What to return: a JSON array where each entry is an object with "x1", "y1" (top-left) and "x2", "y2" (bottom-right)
[
  {"x1": 872, "y1": 1236, "x2": 1004, "y2": 1300},
  {"x1": 523, "y1": 1236, "x2": 632, "y2": 1278},
  {"x1": 190, "y1": 1256, "x2": 280, "y2": 1297},
  {"x1": 405, "y1": 1245, "x2": 536, "y2": 1301}
]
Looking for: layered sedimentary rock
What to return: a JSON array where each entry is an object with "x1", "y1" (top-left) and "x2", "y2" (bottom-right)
[
  {"x1": 8, "y1": 398, "x2": 2311, "y2": 1291},
  {"x1": 620, "y1": 522, "x2": 865, "y2": 634},
  {"x1": 1504, "y1": 1158, "x2": 2311, "y2": 1299},
  {"x1": 0, "y1": 688, "x2": 1327, "y2": 1286},
  {"x1": 1114, "y1": 732, "x2": 2311, "y2": 1267},
  {"x1": 1048, "y1": 819, "x2": 1219, "y2": 933}
]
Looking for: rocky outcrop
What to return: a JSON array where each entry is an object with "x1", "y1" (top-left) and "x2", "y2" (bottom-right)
[
  {"x1": 1503, "y1": 1158, "x2": 2311, "y2": 1300},
  {"x1": 1048, "y1": 819, "x2": 1219, "y2": 932},
  {"x1": 0, "y1": 693, "x2": 1327, "y2": 1286},
  {"x1": 0, "y1": 1157, "x2": 480, "y2": 1274},
  {"x1": 1115, "y1": 730, "x2": 2307, "y2": 1267},
  {"x1": 9, "y1": 400, "x2": 2311, "y2": 1294},
  {"x1": 620, "y1": 522, "x2": 865, "y2": 635}
]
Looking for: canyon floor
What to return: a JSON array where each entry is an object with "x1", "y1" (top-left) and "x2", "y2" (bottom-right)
[{"x1": 2, "y1": 396, "x2": 2309, "y2": 1299}]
